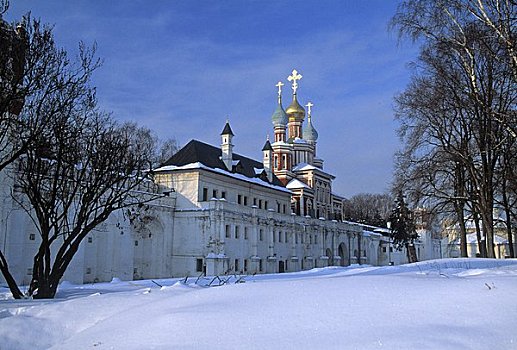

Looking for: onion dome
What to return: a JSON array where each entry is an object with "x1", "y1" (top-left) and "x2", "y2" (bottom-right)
[
  {"x1": 285, "y1": 94, "x2": 305, "y2": 117},
  {"x1": 303, "y1": 102, "x2": 317, "y2": 141},
  {"x1": 303, "y1": 117, "x2": 318, "y2": 142},
  {"x1": 271, "y1": 98, "x2": 289, "y2": 126}
]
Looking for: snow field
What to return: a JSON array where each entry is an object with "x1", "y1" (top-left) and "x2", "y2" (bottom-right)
[{"x1": 1, "y1": 258, "x2": 516, "y2": 349}]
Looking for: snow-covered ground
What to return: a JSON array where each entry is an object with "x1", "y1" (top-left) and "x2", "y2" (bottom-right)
[{"x1": 1, "y1": 258, "x2": 517, "y2": 350}]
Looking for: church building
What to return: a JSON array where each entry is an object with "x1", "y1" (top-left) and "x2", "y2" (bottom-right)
[
  {"x1": 151, "y1": 69, "x2": 374, "y2": 277},
  {"x1": 0, "y1": 69, "x2": 418, "y2": 287}
]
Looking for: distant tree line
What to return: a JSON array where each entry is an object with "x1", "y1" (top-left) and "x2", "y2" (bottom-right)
[
  {"x1": 343, "y1": 193, "x2": 393, "y2": 227},
  {"x1": 391, "y1": 0, "x2": 517, "y2": 258}
]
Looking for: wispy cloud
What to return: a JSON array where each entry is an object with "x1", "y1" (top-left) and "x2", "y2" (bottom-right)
[{"x1": 5, "y1": 0, "x2": 417, "y2": 197}]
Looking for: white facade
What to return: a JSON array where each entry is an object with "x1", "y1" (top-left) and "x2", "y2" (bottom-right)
[{"x1": 0, "y1": 70, "x2": 443, "y2": 288}]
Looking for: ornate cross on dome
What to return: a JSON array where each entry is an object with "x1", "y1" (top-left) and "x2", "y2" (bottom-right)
[
  {"x1": 287, "y1": 69, "x2": 302, "y2": 94},
  {"x1": 275, "y1": 81, "x2": 284, "y2": 98},
  {"x1": 306, "y1": 102, "x2": 313, "y2": 116}
]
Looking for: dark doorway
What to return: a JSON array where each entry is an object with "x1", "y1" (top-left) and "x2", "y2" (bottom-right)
[
  {"x1": 278, "y1": 260, "x2": 285, "y2": 273},
  {"x1": 338, "y1": 242, "x2": 348, "y2": 266},
  {"x1": 326, "y1": 248, "x2": 333, "y2": 266}
]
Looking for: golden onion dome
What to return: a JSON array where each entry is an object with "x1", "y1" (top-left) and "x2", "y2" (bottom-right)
[{"x1": 285, "y1": 94, "x2": 305, "y2": 117}]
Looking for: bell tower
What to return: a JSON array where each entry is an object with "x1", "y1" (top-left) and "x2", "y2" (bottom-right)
[{"x1": 220, "y1": 121, "x2": 234, "y2": 170}]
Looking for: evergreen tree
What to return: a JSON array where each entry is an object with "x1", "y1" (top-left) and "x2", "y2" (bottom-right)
[{"x1": 389, "y1": 191, "x2": 419, "y2": 263}]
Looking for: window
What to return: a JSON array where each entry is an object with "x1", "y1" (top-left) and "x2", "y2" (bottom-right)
[
  {"x1": 277, "y1": 203, "x2": 281, "y2": 213},
  {"x1": 283, "y1": 204, "x2": 286, "y2": 214},
  {"x1": 221, "y1": 191, "x2": 226, "y2": 199},
  {"x1": 235, "y1": 226, "x2": 240, "y2": 239},
  {"x1": 238, "y1": 194, "x2": 242, "y2": 204},
  {"x1": 265, "y1": 201, "x2": 268, "y2": 210},
  {"x1": 253, "y1": 198, "x2": 257, "y2": 206},
  {"x1": 29, "y1": 233, "x2": 35, "y2": 241},
  {"x1": 244, "y1": 259, "x2": 249, "y2": 272},
  {"x1": 134, "y1": 240, "x2": 139, "y2": 246},
  {"x1": 273, "y1": 231, "x2": 276, "y2": 242},
  {"x1": 234, "y1": 259, "x2": 239, "y2": 272},
  {"x1": 86, "y1": 267, "x2": 91, "y2": 274},
  {"x1": 295, "y1": 233, "x2": 298, "y2": 244},
  {"x1": 284, "y1": 232, "x2": 288, "y2": 243},
  {"x1": 202, "y1": 187, "x2": 208, "y2": 201},
  {"x1": 225, "y1": 225, "x2": 231, "y2": 239},
  {"x1": 244, "y1": 196, "x2": 248, "y2": 206},
  {"x1": 259, "y1": 229, "x2": 264, "y2": 241},
  {"x1": 27, "y1": 268, "x2": 33, "y2": 275},
  {"x1": 279, "y1": 231, "x2": 282, "y2": 243},
  {"x1": 196, "y1": 258, "x2": 203, "y2": 272},
  {"x1": 382, "y1": 247, "x2": 387, "y2": 253},
  {"x1": 244, "y1": 227, "x2": 249, "y2": 240},
  {"x1": 87, "y1": 237, "x2": 93, "y2": 243},
  {"x1": 212, "y1": 189, "x2": 217, "y2": 198},
  {"x1": 259, "y1": 259, "x2": 263, "y2": 272},
  {"x1": 314, "y1": 235, "x2": 318, "y2": 244},
  {"x1": 259, "y1": 199, "x2": 262, "y2": 209}
]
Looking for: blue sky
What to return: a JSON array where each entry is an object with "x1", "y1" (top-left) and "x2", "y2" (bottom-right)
[{"x1": 5, "y1": 0, "x2": 417, "y2": 198}]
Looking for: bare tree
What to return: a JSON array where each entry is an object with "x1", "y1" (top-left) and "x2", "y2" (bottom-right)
[
  {"x1": 157, "y1": 138, "x2": 179, "y2": 166},
  {"x1": 4, "y1": 110, "x2": 161, "y2": 299},
  {"x1": 0, "y1": 14, "x2": 163, "y2": 299},
  {"x1": 342, "y1": 193, "x2": 393, "y2": 227},
  {"x1": 392, "y1": 0, "x2": 517, "y2": 258},
  {"x1": 1, "y1": 15, "x2": 99, "y2": 174}
]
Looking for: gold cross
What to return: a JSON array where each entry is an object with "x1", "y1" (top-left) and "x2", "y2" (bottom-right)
[{"x1": 287, "y1": 69, "x2": 302, "y2": 94}]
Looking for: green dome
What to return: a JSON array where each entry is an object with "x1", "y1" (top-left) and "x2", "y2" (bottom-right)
[
  {"x1": 271, "y1": 100, "x2": 288, "y2": 126},
  {"x1": 303, "y1": 117, "x2": 318, "y2": 142}
]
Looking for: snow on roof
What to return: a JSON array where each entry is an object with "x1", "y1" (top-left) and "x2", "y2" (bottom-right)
[
  {"x1": 452, "y1": 233, "x2": 508, "y2": 245},
  {"x1": 271, "y1": 141, "x2": 289, "y2": 146},
  {"x1": 293, "y1": 137, "x2": 307, "y2": 144},
  {"x1": 155, "y1": 162, "x2": 291, "y2": 193},
  {"x1": 286, "y1": 179, "x2": 311, "y2": 190},
  {"x1": 292, "y1": 162, "x2": 317, "y2": 171},
  {"x1": 363, "y1": 230, "x2": 382, "y2": 238},
  {"x1": 254, "y1": 167, "x2": 264, "y2": 175}
]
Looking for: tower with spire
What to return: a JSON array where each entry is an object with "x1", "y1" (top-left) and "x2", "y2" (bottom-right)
[{"x1": 221, "y1": 120, "x2": 234, "y2": 171}]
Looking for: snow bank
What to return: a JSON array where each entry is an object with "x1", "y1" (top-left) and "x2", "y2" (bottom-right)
[{"x1": 0, "y1": 258, "x2": 516, "y2": 349}]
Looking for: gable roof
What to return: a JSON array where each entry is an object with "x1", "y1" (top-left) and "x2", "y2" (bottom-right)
[
  {"x1": 162, "y1": 139, "x2": 285, "y2": 187},
  {"x1": 286, "y1": 178, "x2": 312, "y2": 190}
]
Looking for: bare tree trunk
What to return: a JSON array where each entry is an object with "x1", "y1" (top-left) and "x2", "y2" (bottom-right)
[
  {"x1": 480, "y1": 209, "x2": 495, "y2": 258},
  {"x1": 455, "y1": 202, "x2": 468, "y2": 257},
  {"x1": 0, "y1": 250, "x2": 24, "y2": 299},
  {"x1": 472, "y1": 210, "x2": 486, "y2": 257},
  {"x1": 501, "y1": 184, "x2": 514, "y2": 258}
]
